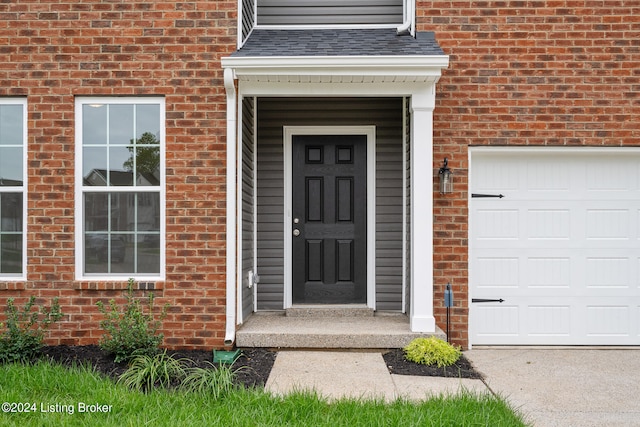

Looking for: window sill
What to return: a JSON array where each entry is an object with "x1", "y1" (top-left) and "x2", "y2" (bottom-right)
[
  {"x1": 0, "y1": 282, "x2": 26, "y2": 291},
  {"x1": 74, "y1": 281, "x2": 163, "y2": 291}
]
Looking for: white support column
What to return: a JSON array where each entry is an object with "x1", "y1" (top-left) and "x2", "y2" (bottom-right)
[{"x1": 409, "y1": 85, "x2": 436, "y2": 333}]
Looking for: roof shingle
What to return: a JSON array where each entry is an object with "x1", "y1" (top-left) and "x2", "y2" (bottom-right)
[{"x1": 232, "y1": 29, "x2": 445, "y2": 57}]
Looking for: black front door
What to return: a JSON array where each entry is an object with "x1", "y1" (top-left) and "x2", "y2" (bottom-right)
[{"x1": 292, "y1": 135, "x2": 367, "y2": 304}]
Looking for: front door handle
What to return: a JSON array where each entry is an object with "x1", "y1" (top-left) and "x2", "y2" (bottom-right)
[{"x1": 293, "y1": 229, "x2": 300, "y2": 237}]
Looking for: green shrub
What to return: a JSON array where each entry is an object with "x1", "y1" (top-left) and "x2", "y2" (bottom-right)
[
  {"x1": 118, "y1": 350, "x2": 187, "y2": 391},
  {"x1": 181, "y1": 362, "x2": 240, "y2": 399},
  {"x1": 403, "y1": 337, "x2": 462, "y2": 368},
  {"x1": 96, "y1": 278, "x2": 168, "y2": 363},
  {"x1": 0, "y1": 296, "x2": 63, "y2": 363}
]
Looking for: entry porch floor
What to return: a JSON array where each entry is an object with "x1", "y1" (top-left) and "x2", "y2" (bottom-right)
[{"x1": 235, "y1": 309, "x2": 446, "y2": 349}]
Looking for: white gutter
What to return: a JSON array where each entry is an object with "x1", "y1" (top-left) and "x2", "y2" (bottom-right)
[
  {"x1": 222, "y1": 55, "x2": 449, "y2": 80},
  {"x1": 224, "y1": 67, "x2": 237, "y2": 346}
]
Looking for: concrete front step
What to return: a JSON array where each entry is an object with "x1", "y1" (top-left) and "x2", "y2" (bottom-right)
[
  {"x1": 235, "y1": 311, "x2": 446, "y2": 349},
  {"x1": 286, "y1": 305, "x2": 374, "y2": 318}
]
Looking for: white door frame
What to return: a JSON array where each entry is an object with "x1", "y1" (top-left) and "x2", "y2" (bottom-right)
[{"x1": 283, "y1": 126, "x2": 376, "y2": 309}]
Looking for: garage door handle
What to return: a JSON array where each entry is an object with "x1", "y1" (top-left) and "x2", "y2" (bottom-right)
[
  {"x1": 471, "y1": 193, "x2": 505, "y2": 198},
  {"x1": 472, "y1": 298, "x2": 505, "y2": 303}
]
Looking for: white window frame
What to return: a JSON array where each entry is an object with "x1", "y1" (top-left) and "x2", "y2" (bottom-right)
[
  {"x1": 74, "y1": 97, "x2": 166, "y2": 281},
  {"x1": 0, "y1": 98, "x2": 27, "y2": 280}
]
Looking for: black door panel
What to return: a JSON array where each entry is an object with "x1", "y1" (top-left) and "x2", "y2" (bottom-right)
[{"x1": 292, "y1": 135, "x2": 367, "y2": 304}]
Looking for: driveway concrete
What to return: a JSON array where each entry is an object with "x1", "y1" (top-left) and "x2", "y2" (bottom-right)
[{"x1": 465, "y1": 349, "x2": 640, "y2": 427}]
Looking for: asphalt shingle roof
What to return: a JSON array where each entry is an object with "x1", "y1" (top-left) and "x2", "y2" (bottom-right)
[{"x1": 232, "y1": 29, "x2": 445, "y2": 57}]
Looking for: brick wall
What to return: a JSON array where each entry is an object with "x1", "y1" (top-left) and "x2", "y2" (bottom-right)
[
  {"x1": 0, "y1": 1, "x2": 236, "y2": 349},
  {"x1": 419, "y1": 1, "x2": 640, "y2": 348},
  {"x1": 2, "y1": 1, "x2": 638, "y2": 352}
]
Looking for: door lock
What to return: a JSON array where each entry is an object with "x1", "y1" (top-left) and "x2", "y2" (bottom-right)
[
  {"x1": 293, "y1": 229, "x2": 300, "y2": 237},
  {"x1": 293, "y1": 218, "x2": 300, "y2": 224}
]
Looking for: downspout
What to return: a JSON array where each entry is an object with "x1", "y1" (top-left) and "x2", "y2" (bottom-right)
[
  {"x1": 396, "y1": 0, "x2": 415, "y2": 37},
  {"x1": 224, "y1": 67, "x2": 237, "y2": 346}
]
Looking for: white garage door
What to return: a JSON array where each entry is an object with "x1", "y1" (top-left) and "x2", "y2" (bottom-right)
[{"x1": 470, "y1": 149, "x2": 640, "y2": 345}]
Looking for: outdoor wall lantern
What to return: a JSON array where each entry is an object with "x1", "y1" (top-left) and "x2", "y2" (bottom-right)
[{"x1": 438, "y1": 158, "x2": 453, "y2": 194}]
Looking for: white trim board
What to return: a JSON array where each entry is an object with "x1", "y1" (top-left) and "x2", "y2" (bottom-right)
[
  {"x1": 283, "y1": 126, "x2": 376, "y2": 309},
  {"x1": 0, "y1": 97, "x2": 28, "y2": 280}
]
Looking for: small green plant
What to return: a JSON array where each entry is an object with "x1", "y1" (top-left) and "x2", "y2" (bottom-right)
[
  {"x1": 96, "y1": 278, "x2": 168, "y2": 363},
  {"x1": 403, "y1": 337, "x2": 462, "y2": 368},
  {"x1": 0, "y1": 296, "x2": 63, "y2": 363},
  {"x1": 181, "y1": 362, "x2": 240, "y2": 399},
  {"x1": 118, "y1": 350, "x2": 188, "y2": 391}
]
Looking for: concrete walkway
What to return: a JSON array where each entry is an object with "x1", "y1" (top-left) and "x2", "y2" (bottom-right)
[
  {"x1": 265, "y1": 351, "x2": 486, "y2": 402},
  {"x1": 265, "y1": 349, "x2": 640, "y2": 427}
]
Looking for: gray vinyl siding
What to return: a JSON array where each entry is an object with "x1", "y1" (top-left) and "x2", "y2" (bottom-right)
[
  {"x1": 241, "y1": 0, "x2": 256, "y2": 43},
  {"x1": 256, "y1": 97, "x2": 404, "y2": 311},
  {"x1": 256, "y1": 0, "x2": 403, "y2": 26},
  {"x1": 241, "y1": 97, "x2": 256, "y2": 320},
  {"x1": 255, "y1": 140, "x2": 284, "y2": 309}
]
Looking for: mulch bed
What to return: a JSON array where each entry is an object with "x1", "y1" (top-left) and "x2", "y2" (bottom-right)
[
  {"x1": 382, "y1": 349, "x2": 483, "y2": 379},
  {"x1": 40, "y1": 345, "x2": 277, "y2": 389},
  {"x1": 38, "y1": 346, "x2": 482, "y2": 388}
]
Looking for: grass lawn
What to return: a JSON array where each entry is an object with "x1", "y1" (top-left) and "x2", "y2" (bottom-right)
[{"x1": 0, "y1": 361, "x2": 528, "y2": 426}]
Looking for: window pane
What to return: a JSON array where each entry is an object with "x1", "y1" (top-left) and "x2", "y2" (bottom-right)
[
  {"x1": 137, "y1": 234, "x2": 160, "y2": 273},
  {"x1": 0, "y1": 147, "x2": 23, "y2": 185},
  {"x1": 109, "y1": 104, "x2": 134, "y2": 146},
  {"x1": 109, "y1": 234, "x2": 128, "y2": 267},
  {"x1": 1, "y1": 193, "x2": 22, "y2": 232},
  {"x1": 83, "y1": 104, "x2": 107, "y2": 145},
  {"x1": 135, "y1": 146, "x2": 160, "y2": 185},
  {"x1": 84, "y1": 233, "x2": 109, "y2": 274},
  {"x1": 83, "y1": 147, "x2": 107, "y2": 185},
  {"x1": 110, "y1": 193, "x2": 134, "y2": 232},
  {"x1": 0, "y1": 234, "x2": 22, "y2": 274},
  {"x1": 0, "y1": 105, "x2": 23, "y2": 146},
  {"x1": 137, "y1": 193, "x2": 160, "y2": 231},
  {"x1": 109, "y1": 146, "x2": 134, "y2": 186},
  {"x1": 136, "y1": 104, "x2": 160, "y2": 141},
  {"x1": 84, "y1": 193, "x2": 109, "y2": 232}
]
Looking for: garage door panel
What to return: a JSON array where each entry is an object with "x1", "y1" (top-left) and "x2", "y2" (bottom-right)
[
  {"x1": 585, "y1": 157, "x2": 638, "y2": 192},
  {"x1": 586, "y1": 257, "x2": 631, "y2": 290},
  {"x1": 527, "y1": 257, "x2": 571, "y2": 288},
  {"x1": 475, "y1": 257, "x2": 519, "y2": 289},
  {"x1": 473, "y1": 297, "x2": 640, "y2": 345},
  {"x1": 471, "y1": 149, "x2": 640, "y2": 345},
  {"x1": 475, "y1": 253, "x2": 637, "y2": 297},
  {"x1": 586, "y1": 209, "x2": 631, "y2": 240},
  {"x1": 586, "y1": 305, "x2": 631, "y2": 337},
  {"x1": 527, "y1": 305, "x2": 572, "y2": 338},
  {"x1": 473, "y1": 305, "x2": 519, "y2": 338},
  {"x1": 474, "y1": 209, "x2": 519, "y2": 240},
  {"x1": 527, "y1": 209, "x2": 571, "y2": 240}
]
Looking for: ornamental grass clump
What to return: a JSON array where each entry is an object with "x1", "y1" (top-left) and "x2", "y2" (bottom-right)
[
  {"x1": 118, "y1": 350, "x2": 188, "y2": 392},
  {"x1": 181, "y1": 362, "x2": 239, "y2": 399},
  {"x1": 403, "y1": 337, "x2": 462, "y2": 368}
]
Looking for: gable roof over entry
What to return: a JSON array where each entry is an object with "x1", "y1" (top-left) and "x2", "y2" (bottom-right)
[
  {"x1": 232, "y1": 29, "x2": 445, "y2": 57},
  {"x1": 224, "y1": 29, "x2": 448, "y2": 84}
]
